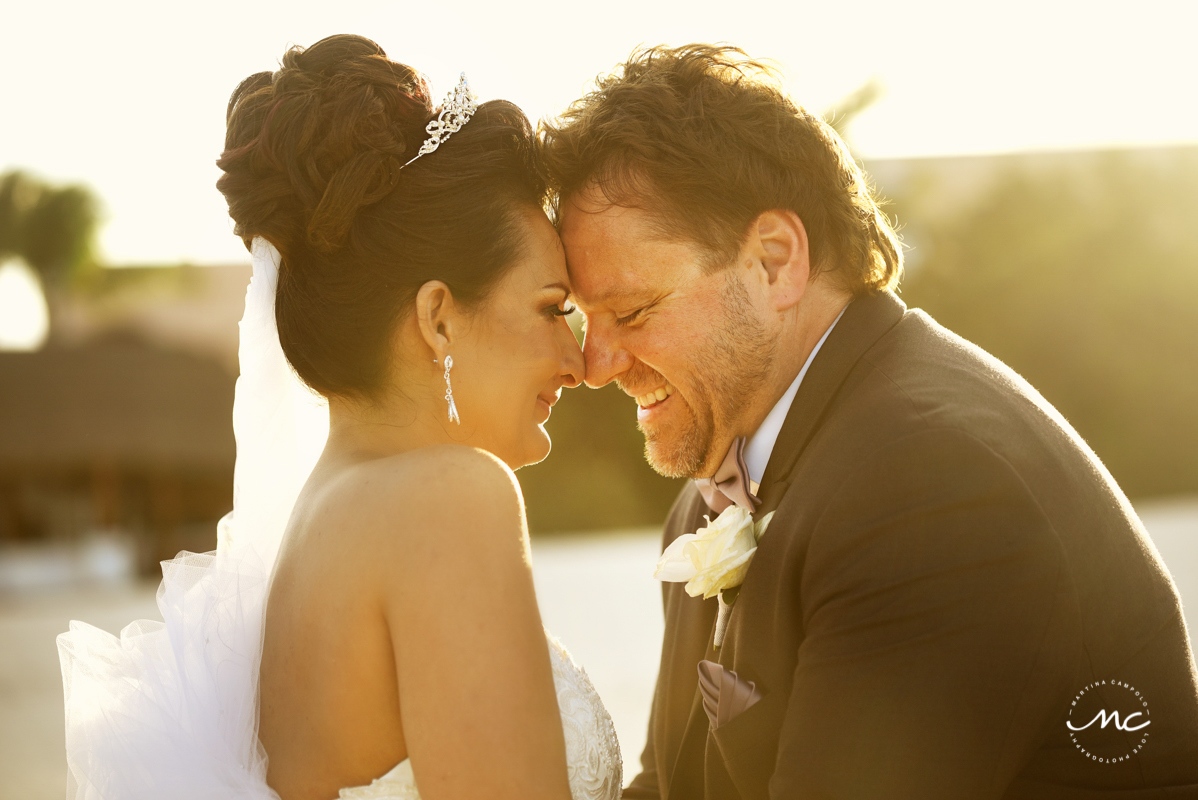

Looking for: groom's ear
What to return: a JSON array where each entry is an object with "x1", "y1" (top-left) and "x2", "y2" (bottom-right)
[
  {"x1": 748, "y1": 209, "x2": 810, "y2": 312},
  {"x1": 414, "y1": 279, "x2": 458, "y2": 355}
]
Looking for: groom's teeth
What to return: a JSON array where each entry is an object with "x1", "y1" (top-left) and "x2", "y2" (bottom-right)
[{"x1": 636, "y1": 383, "x2": 677, "y2": 408}]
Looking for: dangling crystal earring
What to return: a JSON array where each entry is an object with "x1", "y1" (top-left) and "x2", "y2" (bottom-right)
[{"x1": 441, "y1": 355, "x2": 461, "y2": 425}]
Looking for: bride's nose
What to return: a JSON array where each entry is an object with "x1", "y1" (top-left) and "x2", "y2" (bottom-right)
[{"x1": 558, "y1": 322, "x2": 585, "y2": 389}]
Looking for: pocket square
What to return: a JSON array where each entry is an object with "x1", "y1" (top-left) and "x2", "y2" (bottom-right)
[{"x1": 697, "y1": 659, "x2": 762, "y2": 729}]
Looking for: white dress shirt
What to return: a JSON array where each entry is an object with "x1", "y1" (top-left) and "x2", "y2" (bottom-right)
[{"x1": 743, "y1": 305, "x2": 848, "y2": 485}]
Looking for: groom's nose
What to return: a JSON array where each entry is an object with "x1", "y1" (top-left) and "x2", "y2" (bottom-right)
[{"x1": 582, "y1": 321, "x2": 633, "y2": 389}]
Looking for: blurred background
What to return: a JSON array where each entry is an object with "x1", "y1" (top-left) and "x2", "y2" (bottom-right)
[{"x1": 2, "y1": 0, "x2": 1196, "y2": 796}]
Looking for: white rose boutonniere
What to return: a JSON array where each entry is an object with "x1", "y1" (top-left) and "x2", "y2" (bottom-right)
[{"x1": 654, "y1": 507, "x2": 774, "y2": 647}]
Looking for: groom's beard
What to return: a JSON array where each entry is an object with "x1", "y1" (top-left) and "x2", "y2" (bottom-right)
[
  {"x1": 634, "y1": 276, "x2": 775, "y2": 479},
  {"x1": 627, "y1": 364, "x2": 713, "y2": 479}
]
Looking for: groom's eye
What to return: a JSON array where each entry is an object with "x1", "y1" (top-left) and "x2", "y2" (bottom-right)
[{"x1": 615, "y1": 307, "x2": 645, "y2": 327}]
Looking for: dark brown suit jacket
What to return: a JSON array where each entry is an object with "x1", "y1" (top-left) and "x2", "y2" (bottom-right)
[{"x1": 623, "y1": 291, "x2": 1198, "y2": 799}]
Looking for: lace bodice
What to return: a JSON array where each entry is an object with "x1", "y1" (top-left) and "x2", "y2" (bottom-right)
[{"x1": 339, "y1": 632, "x2": 622, "y2": 800}]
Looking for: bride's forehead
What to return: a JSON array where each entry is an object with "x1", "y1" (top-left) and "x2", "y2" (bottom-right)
[{"x1": 511, "y1": 223, "x2": 569, "y2": 282}]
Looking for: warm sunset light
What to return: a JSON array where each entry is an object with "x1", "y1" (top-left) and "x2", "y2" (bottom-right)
[
  {"x1": 4, "y1": 4, "x2": 1197, "y2": 799},
  {"x1": 1, "y1": 0, "x2": 1195, "y2": 265}
]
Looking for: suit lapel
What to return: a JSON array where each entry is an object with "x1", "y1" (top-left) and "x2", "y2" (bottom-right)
[
  {"x1": 658, "y1": 488, "x2": 718, "y2": 798},
  {"x1": 667, "y1": 602, "x2": 722, "y2": 799},
  {"x1": 663, "y1": 294, "x2": 905, "y2": 797},
  {"x1": 756, "y1": 291, "x2": 906, "y2": 503}
]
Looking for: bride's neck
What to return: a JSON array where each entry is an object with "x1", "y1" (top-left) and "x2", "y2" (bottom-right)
[{"x1": 323, "y1": 391, "x2": 450, "y2": 464}]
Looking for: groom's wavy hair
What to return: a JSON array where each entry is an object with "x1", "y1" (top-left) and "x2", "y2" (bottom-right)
[
  {"x1": 540, "y1": 44, "x2": 902, "y2": 294},
  {"x1": 216, "y1": 34, "x2": 546, "y2": 398}
]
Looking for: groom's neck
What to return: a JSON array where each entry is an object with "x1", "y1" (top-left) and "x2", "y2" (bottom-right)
[{"x1": 740, "y1": 278, "x2": 851, "y2": 440}]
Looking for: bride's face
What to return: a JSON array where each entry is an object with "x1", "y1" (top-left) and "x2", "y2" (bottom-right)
[{"x1": 448, "y1": 208, "x2": 585, "y2": 468}]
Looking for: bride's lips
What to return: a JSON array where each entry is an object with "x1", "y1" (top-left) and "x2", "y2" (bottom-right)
[{"x1": 536, "y1": 389, "x2": 560, "y2": 421}]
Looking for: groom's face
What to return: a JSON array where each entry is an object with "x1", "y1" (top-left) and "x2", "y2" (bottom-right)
[{"x1": 561, "y1": 190, "x2": 773, "y2": 479}]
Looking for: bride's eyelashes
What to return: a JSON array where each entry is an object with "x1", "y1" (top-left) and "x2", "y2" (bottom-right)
[{"x1": 545, "y1": 301, "x2": 577, "y2": 319}]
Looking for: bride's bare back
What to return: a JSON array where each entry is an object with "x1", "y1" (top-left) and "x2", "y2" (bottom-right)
[
  {"x1": 210, "y1": 34, "x2": 585, "y2": 800},
  {"x1": 260, "y1": 445, "x2": 568, "y2": 800}
]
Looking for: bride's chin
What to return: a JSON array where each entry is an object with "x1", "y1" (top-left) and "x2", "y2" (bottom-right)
[{"x1": 514, "y1": 427, "x2": 552, "y2": 470}]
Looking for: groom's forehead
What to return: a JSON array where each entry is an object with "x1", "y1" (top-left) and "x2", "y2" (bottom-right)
[
  {"x1": 560, "y1": 196, "x2": 679, "y2": 263},
  {"x1": 559, "y1": 190, "x2": 704, "y2": 302},
  {"x1": 565, "y1": 247, "x2": 642, "y2": 306},
  {"x1": 561, "y1": 195, "x2": 639, "y2": 239},
  {"x1": 575, "y1": 283, "x2": 650, "y2": 310}
]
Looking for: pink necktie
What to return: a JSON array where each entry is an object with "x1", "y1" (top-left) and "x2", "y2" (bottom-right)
[{"x1": 694, "y1": 436, "x2": 761, "y2": 514}]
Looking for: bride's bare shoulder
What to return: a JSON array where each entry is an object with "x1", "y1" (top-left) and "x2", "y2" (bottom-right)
[{"x1": 316, "y1": 444, "x2": 526, "y2": 562}]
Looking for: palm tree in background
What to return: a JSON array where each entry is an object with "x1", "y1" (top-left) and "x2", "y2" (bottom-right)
[
  {"x1": 0, "y1": 170, "x2": 100, "y2": 342},
  {"x1": 822, "y1": 78, "x2": 885, "y2": 146}
]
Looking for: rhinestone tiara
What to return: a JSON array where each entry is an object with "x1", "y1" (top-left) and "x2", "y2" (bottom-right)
[{"x1": 402, "y1": 72, "x2": 478, "y2": 168}]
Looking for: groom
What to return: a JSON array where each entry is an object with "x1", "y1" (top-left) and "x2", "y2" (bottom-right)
[{"x1": 543, "y1": 45, "x2": 1198, "y2": 798}]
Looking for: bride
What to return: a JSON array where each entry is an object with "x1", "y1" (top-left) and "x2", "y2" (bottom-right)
[{"x1": 57, "y1": 34, "x2": 621, "y2": 800}]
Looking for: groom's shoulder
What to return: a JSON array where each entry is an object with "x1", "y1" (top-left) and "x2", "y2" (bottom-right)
[
  {"x1": 856, "y1": 306, "x2": 1068, "y2": 435},
  {"x1": 812, "y1": 304, "x2": 1110, "y2": 504},
  {"x1": 870, "y1": 307, "x2": 1025, "y2": 389}
]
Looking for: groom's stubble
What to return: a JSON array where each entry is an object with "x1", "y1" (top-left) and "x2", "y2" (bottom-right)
[{"x1": 630, "y1": 271, "x2": 776, "y2": 479}]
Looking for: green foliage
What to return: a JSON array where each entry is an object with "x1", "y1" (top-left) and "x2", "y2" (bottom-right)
[
  {"x1": 0, "y1": 170, "x2": 100, "y2": 288},
  {"x1": 24, "y1": 185, "x2": 99, "y2": 285},
  {"x1": 893, "y1": 149, "x2": 1198, "y2": 498},
  {"x1": 0, "y1": 171, "x2": 43, "y2": 258}
]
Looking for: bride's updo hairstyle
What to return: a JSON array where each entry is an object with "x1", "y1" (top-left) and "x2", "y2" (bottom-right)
[{"x1": 217, "y1": 34, "x2": 545, "y2": 398}]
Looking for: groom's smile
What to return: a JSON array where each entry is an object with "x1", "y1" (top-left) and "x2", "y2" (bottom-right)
[
  {"x1": 634, "y1": 382, "x2": 676, "y2": 417},
  {"x1": 560, "y1": 187, "x2": 773, "y2": 479}
]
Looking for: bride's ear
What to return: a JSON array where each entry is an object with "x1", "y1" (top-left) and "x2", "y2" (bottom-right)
[{"x1": 414, "y1": 280, "x2": 459, "y2": 358}]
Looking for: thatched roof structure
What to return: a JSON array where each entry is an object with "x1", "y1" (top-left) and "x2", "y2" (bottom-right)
[{"x1": 0, "y1": 333, "x2": 234, "y2": 475}]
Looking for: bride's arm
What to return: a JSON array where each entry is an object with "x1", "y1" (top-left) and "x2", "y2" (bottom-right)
[{"x1": 370, "y1": 445, "x2": 572, "y2": 800}]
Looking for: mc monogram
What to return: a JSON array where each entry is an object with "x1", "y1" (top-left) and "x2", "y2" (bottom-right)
[
  {"x1": 1067, "y1": 709, "x2": 1151, "y2": 733},
  {"x1": 1067, "y1": 680, "x2": 1152, "y2": 764}
]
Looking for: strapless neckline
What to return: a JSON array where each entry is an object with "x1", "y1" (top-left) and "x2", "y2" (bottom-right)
[
  {"x1": 338, "y1": 632, "x2": 621, "y2": 800},
  {"x1": 338, "y1": 759, "x2": 418, "y2": 800}
]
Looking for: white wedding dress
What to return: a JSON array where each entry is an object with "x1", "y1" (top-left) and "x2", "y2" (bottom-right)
[
  {"x1": 57, "y1": 239, "x2": 621, "y2": 800},
  {"x1": 338, "y1": 634, "x2": 621, "y2": 800}
]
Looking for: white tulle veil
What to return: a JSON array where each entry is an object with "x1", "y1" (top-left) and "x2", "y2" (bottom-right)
[
  {"x1": 56, "y1": 238, "x2": 327, "y2": 799},
  {"x1": 219, "y1": 238, "x2": 330, "y2": 568}
]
